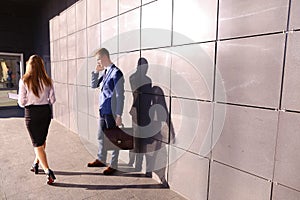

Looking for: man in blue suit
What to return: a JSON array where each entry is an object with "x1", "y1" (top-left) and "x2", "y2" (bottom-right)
[{"x1": 87, "y1": 48, "x2": 125, "y2": 175}]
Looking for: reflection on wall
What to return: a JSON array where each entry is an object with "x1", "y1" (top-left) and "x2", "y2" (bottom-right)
[
  {"x1": 0, "y1": 59, "x2": 20, "y2": 89},
  {"x1": 49, "y1": 0, "x2": 300, "y2": 199}
]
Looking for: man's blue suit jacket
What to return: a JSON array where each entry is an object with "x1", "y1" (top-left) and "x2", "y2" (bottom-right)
[{"x1": 91, "y1": 64, "x2": 125, "y2": 116}]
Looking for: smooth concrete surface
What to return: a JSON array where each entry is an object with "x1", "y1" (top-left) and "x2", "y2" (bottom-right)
[{"x1": 0, "y1": 113, "x2": 186, "y2": 200}]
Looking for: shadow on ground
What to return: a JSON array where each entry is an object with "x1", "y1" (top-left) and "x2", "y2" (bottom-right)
[{"x1": 0, "y1": 106, "x2": 24, "y2": 118}]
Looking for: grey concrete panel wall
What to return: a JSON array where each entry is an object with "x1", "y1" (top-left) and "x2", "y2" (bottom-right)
[
  {"x1": 213, "y1": 104, "x2": 278, "y2": 180},
  {"x1": 169, "y1": 146, "x2": 209, "y2": 200},
  {"x1": 274, "y1": 112, "x2": 300, "y2": 191},
  {"x1": 49, "y1": 0, "x2": 300, "y2": 199},
  {"x1": 219, "y1": 0, "x2": 289, "y2": 39},
  {"x1": 209, "y1": 162, "x2": 271, "y2": 200},
  {"x1": 216, "y1": 34, "x2": 285, "y2": 108},
  {"x1": 273, "y1": 184, "x2": 300, "y2": 200},
  {"x1": 290, "y1": 0, "x2": 300, "y2": 30},
  {"x1": 281, "y1": 31, "x2": 300, "y2": 111},
  {"x1": 173, "y1": 0, "x2": 217, "y2": 45}
]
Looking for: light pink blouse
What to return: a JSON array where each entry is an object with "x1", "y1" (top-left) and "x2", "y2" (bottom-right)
[{"x1": 18, "y1": 79, "x2": 56, "y2": 108}]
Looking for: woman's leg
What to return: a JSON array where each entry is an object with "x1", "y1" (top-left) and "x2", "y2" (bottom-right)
[
  {"x1": 34, "y1": 142, "x2": 56, "y2": 184},
  {"x1": 34, "y1": 143, "x2": 49, "y2": 171},
  {"x1": 33, "y1": 143, "x2": 46, "y2": 164}
]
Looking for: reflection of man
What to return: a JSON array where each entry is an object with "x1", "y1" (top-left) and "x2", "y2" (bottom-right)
[
  {"x1": 129, "y1": 58, "x2": 152, "y2": 170},
  {"x1": 88, "y1": 48, "x2": 125, "y2": 175}
]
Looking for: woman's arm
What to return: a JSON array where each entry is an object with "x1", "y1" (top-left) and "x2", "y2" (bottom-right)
[{"x1": 17, "y1": 79, "x2": 27, "y2": 107}]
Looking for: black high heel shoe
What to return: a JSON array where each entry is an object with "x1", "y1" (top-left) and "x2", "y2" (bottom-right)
[
  {"x1": 46, "y1": 169, "x2": 56, "y2": 185},
  {"x1": 30, "y1": 163, "x2": 39, "y2": 174}
]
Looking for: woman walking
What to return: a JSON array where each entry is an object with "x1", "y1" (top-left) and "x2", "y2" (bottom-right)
[{"x1": 18, "y1": 55, "x2": 56, "y2": 185}]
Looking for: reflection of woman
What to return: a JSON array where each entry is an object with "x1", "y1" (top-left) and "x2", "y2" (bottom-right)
[
  {"x1": 7, "y1": 67, "x2": 13, "y2": 88},
  {"x1": 18, "y1": 55, "x2": 56, "y2": 185},
  {"x1": 151, "y1": 86, "x2": 175, "y2": 143}
]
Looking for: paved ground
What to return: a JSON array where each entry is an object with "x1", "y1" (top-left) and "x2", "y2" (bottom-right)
[{"x1": 0, "y1": 107, "x2": 186, "y2": 200}]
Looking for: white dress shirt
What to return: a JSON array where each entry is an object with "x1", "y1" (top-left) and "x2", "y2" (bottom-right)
[{"x1": 18, "y1": 79, "x2": 56, "y2": 108}]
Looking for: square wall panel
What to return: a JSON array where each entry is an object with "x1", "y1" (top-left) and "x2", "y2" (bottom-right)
[
  {"x1": 289, "y1": 0, "x2": 300, "y2": 30},
  {"x1": 281, "y1": 31, "x2": 300, "y2": 111},
  {"x1": 274, "y1": 112, "x2": 300, "y2": 191},
  {"x1": 87, "y1": 24, "x2": 101, "y2": 57},
  {"x1": 68, "y1": 59, "x2": 77, "y2": 85},
  {"x1": 141, "y1": 0, "x2": 172, "y2": 48},
  {"x1": 119, "y1": 0, "x2": 140, "y2": 14},
  {"x1": 49, "y1": 19, "x2": 54, "y2": 42},
  {"x1": 78, "y1": 111, "x2": 88, "y2": 140},
  {"x1": 169, "y1": 146, "x2": 209, "y2": 200},
  {"x1": 118, "y1": 51, "x2": 141, "y2": 91},
  {"x1": 60, "y1": 61, "x2": 69, "y2": 84},
  {"x1": 51, "y1": 62, "x2": 56, "y2": 81},
  {"x1": 88, "y1": 115, "x2": 98, "y2": 146},
  {"x1": 52, "y1": 16, "x2": 60, "y2": 41},
  {"x1": 209, "y1": 162, "x2": 271, "y2": 200},
  {"x1": 144, "y1": 140, "x2": 169, "y2": 181},
  {"x1": 54, "y1": 103, "x2": 70, "y2": 129},
  {"x1": 88, "y1": 87, "x2": 99, "y2": 118},
  {"x1": 140, "y1": 93, "x2": 170, "y2": 143},
  {"x1": 77, "y1": 85, "x2": 88, "y2": 114},
  {"x1": 173, "y1": 0, "x2": 217, "y2": 45},
  {"x1": 76, "y1": 58, "x2": 88, "y2": 86},
  {"x1": 119, "y1": 8, "x2": 140, "y2": 52},
  {"x1": 142, "y1": 0, "x2": 155, "y2": 5},
  {"x1": 141, "y1": 49, "x2": 171, "y2": 96},
  {"x1": 76, "y1": 30, "x2": 87, "y2": 58},
  {"x1": 53, "y1": 103, "x2": 65, "y2": 126},
  {"x1": 59, "y1": 10, "x2": 67, "y2": 38},
  {"x1": 219, "y1": 0, "x2": 289, "y2": 39},
  {"x1": 59, "y1": 37, "x2": 68, "y2": 61},
  {"x1": 50, "y1": 42, "x2": 54, "y2": 62},
  {"x1": 212, "y1": 104, "x2": 278, "y2": 180},
  {"x1": 54, "y1": 83, "x2": 68, "y2": 105},
  {"x1": 53, "y1": 40, "x2": 60, "y2": 62},
  {"x1": 101, "y1": 0, "x2": 118, "y2": 21},
  {"x1": 171, "y1": 43, "x2": 214, "y2": 101},
  {"x1": 110, "y1": 54, "x2": 119, "y2": 65},
  {"x1": 68, "y1": 85, "x2": 78, "y2": 133},
  {"x1": 67, "y1": 5, "x2": 76, "y2": 35},
  {"x1": 68, "y1": 33, "x2": 76, "y2": 60},
  {"x1": 215, "y1": 34, "x2": 285, "y2": 108},
  {"x1": 171, "y1": 98, "x2": 213, "y2": 156},
  {"x1": 76, "y1": 0, "x2": 87, "y2": 31},
  {"x1": 87, "y1": 0, "x2": 100, "y2": 27},
  {"x1": 56, "y1": 61, "x2": 68, "y2": 84},
  {"x1": 101, "y1": 18, "x2": 118, "y2": 54},
  {"x1": 68, "y1": 84, "x2": 77, "y2": 112},
  {"x1": 87, "y1": 56, "x2": 97, "y2": 86},
  {"x1": 122, "y1": 91, "x2": 134, "y2": 127},
  {"x1": 272, "y1": 184, "x2": 300, "y2": 200}
]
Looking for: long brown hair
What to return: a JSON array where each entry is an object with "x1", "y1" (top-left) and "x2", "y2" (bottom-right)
[{"x1": 22, "y1": 55, "x2": 53, "y2": 98}]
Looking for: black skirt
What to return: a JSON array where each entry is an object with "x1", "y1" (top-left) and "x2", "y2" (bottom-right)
[{"x1": 25, "y1": 104, "x2": 51, "y2": 147}]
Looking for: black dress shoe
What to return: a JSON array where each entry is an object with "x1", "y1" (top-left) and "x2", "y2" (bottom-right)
[
  {"x1": 46, "y1": 169, "x2": 56, "y2": 185},
  {"x1": 30, "y1": 163, "x2": 39, "y2": 174}
]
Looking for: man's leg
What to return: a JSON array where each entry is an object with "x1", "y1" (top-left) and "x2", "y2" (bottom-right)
[
  {"x1": 102, "y1": 115, "x2": 119, "y2": 175},
  {"x1": 87, "y1": 116, "x2": 107, "y2": 167},
  {"x1": 97, "y1": 117, "x2": 107, "y2": 163}
]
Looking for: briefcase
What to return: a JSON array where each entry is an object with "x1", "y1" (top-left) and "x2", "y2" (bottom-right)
[{"x1": 104, "y1": 127, "x2": 134, "y2": 150}]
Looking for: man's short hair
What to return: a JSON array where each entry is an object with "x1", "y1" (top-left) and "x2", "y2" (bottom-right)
[{"x1": 95, "y1": 48, "x2": 110, "y2": 58}]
